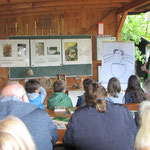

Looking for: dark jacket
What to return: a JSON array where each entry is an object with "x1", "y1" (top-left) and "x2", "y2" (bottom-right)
[
  {"x1": 0, "y1": 96, "x2": 58, "y2": 150},
  {"x1": 63, "y1": 102, "x2": 137, "y2": 150},
  {"x1": 125, "y1": 92, "x2": 133, "y2": 103},
  {"x1": 76, "y1": 95, "x2": 84, "y2": 107}
]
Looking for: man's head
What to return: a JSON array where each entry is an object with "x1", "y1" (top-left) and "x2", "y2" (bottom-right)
[
  {"x1": 25, "y1": 80, "x2": 41, "y2": 94},
  {"x1": 1, "y1": 83, "x2": 29, "y2": 103},
  {"x1": 53, "y1": 80, "x2": 66, "y2": 93},
  {"x1": 144, "y1": 78, "x2": 150, "y2": 101}
]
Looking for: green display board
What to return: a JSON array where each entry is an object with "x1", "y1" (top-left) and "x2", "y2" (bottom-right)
[{"x1": 9, "y1": 35, "x2": 92, "y2": 79}]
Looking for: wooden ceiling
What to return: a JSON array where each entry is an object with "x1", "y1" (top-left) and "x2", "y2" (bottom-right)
[{"x1": 0, "y1": 0, "x2": 149, "y2": 17}]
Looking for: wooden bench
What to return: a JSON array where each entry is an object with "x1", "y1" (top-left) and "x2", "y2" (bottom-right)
[{"x1": 124, "y1": 103, "x2": 140, "y2": 111}]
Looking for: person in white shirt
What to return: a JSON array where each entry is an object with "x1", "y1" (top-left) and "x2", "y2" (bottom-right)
[{"x1": 107, "y1": 77, "x2": 124, "y2": 104}]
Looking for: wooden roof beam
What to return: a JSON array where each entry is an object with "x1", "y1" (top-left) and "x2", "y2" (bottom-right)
[
  {"x1": 0, "y1": 7, "x2": 112, "y2": 18},
  {"x1": 117, "y1": 11, "x2": 128, "y2": 40},
  {"x1": 0, "y1": 2, "x2": 124, "y2": 11},
  {"x1": 0, "y1": 3, "x2": 123, "y2": 15},
  {"x1": 0, "y1": 0, "x2": 55, "y2": 5},
  {"x1": 0, "y1": 0, "x2": 131, "y2": 5},
  {"x1": 117, "y1": 0, "x2": 150, "y2": 14}
]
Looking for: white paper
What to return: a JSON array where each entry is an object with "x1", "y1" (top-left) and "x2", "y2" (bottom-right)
[
  {"x1": 62, "y1": 39, "x2": 92, "y2": 65},
  {"x1": 96, "y1": 37, "x2": 116, "y2": 60},
  {"x1": 0, "y1": 40, "x2": 29, "y2": 67},
  {"x1": 31, "y1": 39, "x2": 62, "y2": 67},
  {"x1": 101, "y1": 41, "x2": 135, "y2": 85}
]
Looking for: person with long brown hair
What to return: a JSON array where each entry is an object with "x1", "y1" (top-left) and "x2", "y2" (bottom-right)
[
  {"x1": 107, "y1": 77, "x2": 124, "y2": 104},
  {"x1": 63, "y1": 83, "x2": 137, "y2": 150},
  {"x1": 124, "y1": 75, "x2": 147, "y2": 103}
]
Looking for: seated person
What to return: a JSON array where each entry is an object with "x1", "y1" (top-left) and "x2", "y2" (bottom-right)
[
  {"x1": 135, "y1": 78, "x2": 150, "y2": 127},
  {"x1": 135, "y1": 101, "x2": 150, "y2": 150},
  {"x1": 124, "y1": 75, "x2": 147, "y2": 104},
  {"x1": 63, "y1": 83, "x2": 137, "y2": 150},
  {"x1": 0, "y1": 116, "x2": 36, "y2": 150},
  {"x1": 25, "y1": 79, "x2": 47, "y2": 109},
  {"x1": 106, "y1": 77, "x2": 124, "y2": 104},
  {"x1": 76, "y1": 78, "x2": 94, "y2": 107},
  {"x1": 0, "y1": 83, "x2": 58, "y2": 150},
  {"x1": 47, "y1": 80, "x2": 73, "y2": 108}
]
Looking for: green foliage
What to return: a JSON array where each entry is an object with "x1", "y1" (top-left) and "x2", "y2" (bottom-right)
[
  {"x1": 134, "y1": 46, "x2": 146, "y2": 64},
  {"x1": 121, "y1": 13, "x2": 150, "y2": 63},
  {"x1": 121, "y1": 13, "x2": 150, "y2": 44}
]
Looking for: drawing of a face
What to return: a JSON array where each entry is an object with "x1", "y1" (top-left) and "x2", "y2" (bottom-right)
[
  {"x1": 103, "y1": 48, "x2": 133, "y2": 79},
  {"x1": 113, "y1": 49, "x2": 124, "y2": 63}
]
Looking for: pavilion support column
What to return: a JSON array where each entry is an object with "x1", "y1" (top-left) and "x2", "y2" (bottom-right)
[{"x1": 116, "y1": 11, "x2": 128, "y2": 41}]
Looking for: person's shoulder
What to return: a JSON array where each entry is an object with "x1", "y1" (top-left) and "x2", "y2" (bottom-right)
[
  {"x1": 118, "y1": 92, "x2": 124, "y2": 97},
  {"x1": 48, "y1": 92, "x2": 57, "y2": 99},
  {"x1": 78, "y1": 95, "x2": 84, "y2": 99},
  {"x1": 125, "y1": 91, "x2": 130, "y2": 96},
  {"x1": 29, "y1": 107, "x2": 53, "y2": 123},
  {"x1": 62, "y1": 92, "x2": 71, "y2": 99},
  {"x1": 107, "y1": 102, "x2": 129, "y2": 111},
  {"x1": 31, "y1": 107, "x2": 47, "y2": 115},
  {"x1": 73, "y1": 105, "x2": 91, "y2": 115}
]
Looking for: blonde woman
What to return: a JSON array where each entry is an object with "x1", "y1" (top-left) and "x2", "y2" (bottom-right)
[
  {"x1": 0, "y1": 116, "x2": 37, "y2": 150},
  {"x1": 135, "y1": 101, "x2": 150, "y2": 150}
]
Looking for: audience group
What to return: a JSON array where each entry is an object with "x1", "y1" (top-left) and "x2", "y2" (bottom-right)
[{"x1": 0, "y1": 74, "x2": 150, "y2": 150}]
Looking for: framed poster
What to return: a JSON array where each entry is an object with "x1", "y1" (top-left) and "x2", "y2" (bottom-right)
[
  {"x1": 62, "y1": 38, "x2": 92, "y2": 65},
  {"x1": 101, "y1": 41, "x2": 135, "y2": 90},
  {"x1": 96, "y1": 36, "x2": 116, "y2": 60},
  {"x1": 31, "y1": 39, "x2": 62, "y2": 67},
  {"x1": 0, "y1": 40, "x2": 29, "y2": 67}
]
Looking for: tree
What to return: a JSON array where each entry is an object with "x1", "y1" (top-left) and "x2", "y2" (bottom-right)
[{"x1": 121, "y1": 13, "x2": 150, "y2": 63}]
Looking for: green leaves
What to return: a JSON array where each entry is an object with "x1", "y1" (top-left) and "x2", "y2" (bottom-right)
[
  {"x1": 121, "y1": 13, "x2": 150, "y2": 62},
  {"x1": 135, "y1": 46, "x2": 146, "y2": 64}
]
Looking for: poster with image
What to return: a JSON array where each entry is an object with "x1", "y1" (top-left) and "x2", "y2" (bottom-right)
[
  {"x1": 3, "y1": 44, "x2": 12, "y2": 57},
  {"x1": 62, "y1": 39, "x2": 92, "y2": 65},
  {"x1": 65, "y1": 42, "x2": 78, "y2": 61},
  {"x1": 17, "y1": 44, "x2": 27, "y2": 57},
  {"x1": 101, "y1": 41, "x2": 135, "y2": 90},
  {"x1": 35, "y1": 42, "x2": 44, "y2": 56},
  {"x1": 31, "y1": 39, "x2": 62, "y2": 67},
  {"x1": 0, "y1": 40, "x2": 29, "y2": 67},
  {"x1": 47, "y1": 46, "x2": 60, "y2": 55},
  {"x1": 96, "y1": 36, "x2": 116, "y2": 60}
]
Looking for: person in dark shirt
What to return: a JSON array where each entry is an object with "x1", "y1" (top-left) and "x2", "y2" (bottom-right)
[
  {"x1": 124, "y1": 75, "x2": 146, "y2": 103},
  {"x1": 76, "y1": 78, "x2": 94, "y2": 107},
  {"x1": 63, "y1": 83, "x2": 137, "y2": 150}
]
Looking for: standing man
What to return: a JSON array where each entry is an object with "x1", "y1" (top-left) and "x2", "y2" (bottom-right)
[{"x1": 0, "y1": 83, "x2": 58, "y2": 150}]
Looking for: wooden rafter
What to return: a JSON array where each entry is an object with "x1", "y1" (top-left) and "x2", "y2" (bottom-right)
[
  {"x1": 0, "y1": 0, "x2": 131, "y2": 5},
  {"x1": 117, "y1": 11, "x2": 128, "y2": 40},
  {"x1": 0, "y1": 2, "x2": 126, "y2": 17},
  {"x1": 0, "y1": 3, "x2": 123, "y2": 11},
  {"x1": 117, "y1": 0, "x2": 150, "y2": 14},
  {"x1": 117, "y1": 12, "x2": 128, "y2": 33},
  {"x1": 0, "y1": 0, "x2": 149, "y2": 17}
]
